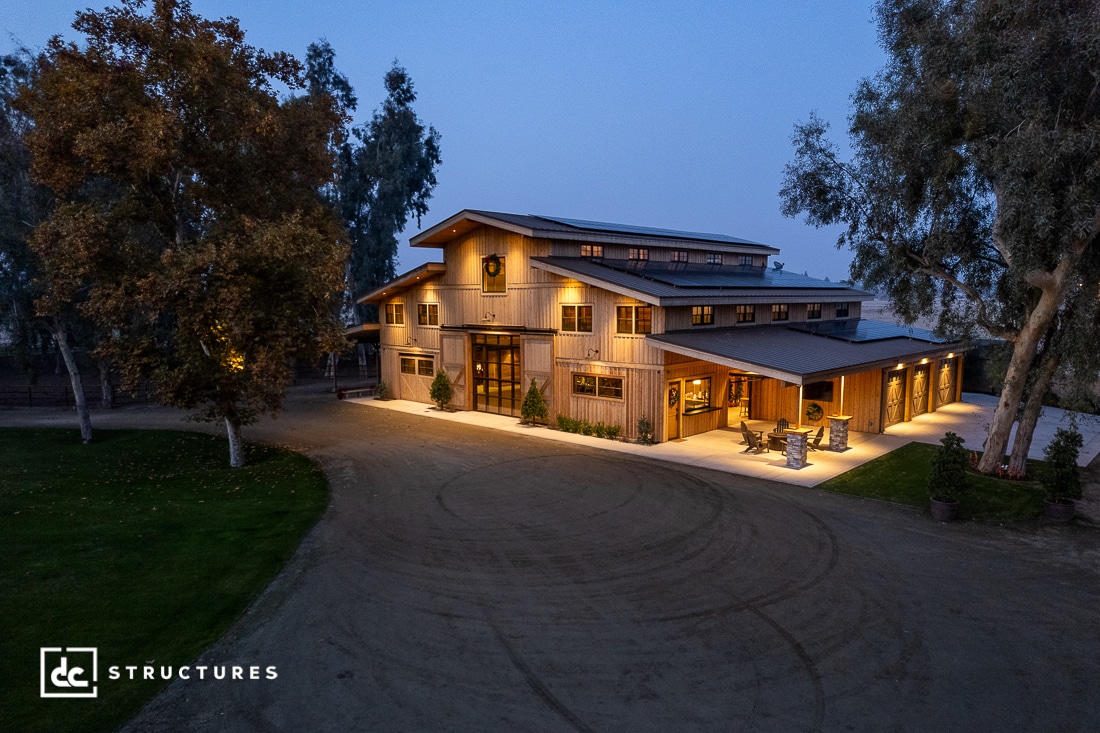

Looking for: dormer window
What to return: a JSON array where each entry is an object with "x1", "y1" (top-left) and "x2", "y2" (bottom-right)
[
  {"x1": 628, "y1": 248, "x2": 649, "y2": 260},
  {"x1": 671, "y1": 250, "x2": 689, "y2": 263},
  {"x1": 580, "y1": 244, "x2": 603, "y2": 258},
  {"x1": 807, "y1": 303, "x2": 822, "y2": 320},
  {"x1": 706, "y1": 253, "x2": 722, "y2": 265},
  {"x1": 739, "y1": 255, "x2": 754, "y2": 266},
  {"x1": 836, "y1": 302, "x2": 850, "y2": 318}
]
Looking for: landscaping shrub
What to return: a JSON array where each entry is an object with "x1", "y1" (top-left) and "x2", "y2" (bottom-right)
[{"x1": 1041, "y1": 427, "x2": 1083, "y2": 502}]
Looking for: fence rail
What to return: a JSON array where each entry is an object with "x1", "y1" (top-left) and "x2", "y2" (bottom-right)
[{"x1": 0, "y1": 384, "x2": 154, "y2": 409}]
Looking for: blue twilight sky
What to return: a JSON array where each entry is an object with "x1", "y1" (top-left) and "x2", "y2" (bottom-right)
[{"x1": 5, "y1": 1, "x2": 886, "y2": 282}]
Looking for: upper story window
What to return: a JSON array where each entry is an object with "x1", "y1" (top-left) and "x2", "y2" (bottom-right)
[
  {"x1": 628, "y1": 248, "x2": 649, "y2": 261},
  {"x1": 580, "y1": 244, "x2": 603, "y2": 258},
  {"x1": 706, "y1": 253, "x2": 722, "y2": 265},
  {"x1": 772, "y1": 303, "x2": 789, "y2": 322},
  {"x1": 417, "y1": 303, "x2": 439, "y2": 326},
  {"x1": 807, "y1": 303, "x2": 822, "y2": 320},
  {"x1": 691, "y1": 305, "x2": 714, "y2": 326},
  {"x1": 482, "y1": 255, "x2": 506, "y2": 293},
  {"x1": 385, "y1": 303, "x2": 405, "y2": 325},
  {"x1": 561, "y1": 304, "x2": 593, "y2": 332},
  {"x1": 736, "y1": 304, "x2": 755, "y2": 324},
  {"x1": 739, "y1": 255, "x2": 754, "y2": 266},
  {"x1": 616, "y1": 305, "x2": 652, "y2": 334},
  {"x1": 671, "y1": 250, "x2": 690, "y2": 263},
  {"x1": 835, "y1": 302, "x2": 850, "y2": 318}
]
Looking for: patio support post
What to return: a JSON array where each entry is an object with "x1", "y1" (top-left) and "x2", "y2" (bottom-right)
[
  {"x1": 797, "y1": 384, "x2": 804, "y2": 428},
  {"x1": 827, "y1": 414, "x2": 852, "y2": 452},
  {"x1": 839, "y1": 375, "x2": 846, "y2": 414}
]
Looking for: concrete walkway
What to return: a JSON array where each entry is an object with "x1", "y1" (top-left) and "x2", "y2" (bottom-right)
[{"x1": 348, "y1": 392, "x2": 1100, "y2": 489}]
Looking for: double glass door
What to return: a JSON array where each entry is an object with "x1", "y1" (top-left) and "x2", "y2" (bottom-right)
[{"x1": 473, "y1": 334, "x2": 521, "y2": 416}]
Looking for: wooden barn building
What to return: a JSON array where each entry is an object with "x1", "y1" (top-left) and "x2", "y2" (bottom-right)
[{"x1": 360, "y1": 210, "x2": 963, "y2": 443}]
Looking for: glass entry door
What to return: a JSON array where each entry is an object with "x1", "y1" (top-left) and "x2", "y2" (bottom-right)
[{"x1": 473, "y1": 334, "x2": 521, "y2": 416}]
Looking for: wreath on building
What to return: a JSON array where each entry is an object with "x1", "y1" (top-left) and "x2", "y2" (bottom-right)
[
  {"x1": 805, "y1": 402, "x2": 824, "y2": 422},
  {"x1": 483, "y1": 254, "x2": 502, "y2": 278},
  {"x1": 668, "y1": 384, "x2": 680, "y2": 407}
]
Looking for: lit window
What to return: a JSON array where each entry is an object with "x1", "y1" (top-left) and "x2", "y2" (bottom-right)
[
  {"x1": 691, "y1": 305, "x2": 714, "y2": 326},
  {"x1": 684, "y1": 377, "x2": 712, "y2": 412},
  {"x1": 400, "y1": 357, "x2": 416, "y2": 374},
  {"x1": 836, "y1": 302, "x2": 850, "y2": 318},
  {"x1": 628, "y1": 248, "x2": 649, "y2": 261},
  {"x1": 772, "y1": 303, "x2": 789, "y2": 321},
  {"x1": 385, "y1": 303, "x2": 405, "y2": 325},
  {"x1": 736, "y1": 304, "x2": 755, "y2": 323},
  {"x1": 482, "y1": 255, "x2": 506, "y2": 293},
  {"x1": 572, "y1": 373, "x2": 624, "y2": 399},
  {"x1": 671, "y1": 250, "x2": 690, "y2": 263},
  {"x1": 706, "y1": 253, "x2": 722, "y2": 265},
  {"x1": 580, "y1": 244, "x2": 604, "y2": 258},
  {"x1": 561, "y1": 305, "x2": 593, "y2": 332},
  {"x1": 616, "y1": 305, "x2": 652, "y2": 334},
  {"x1": 807, "y1": 303, "x2": 822, "y2": 320},
  {"x1": 417, "y1": 303, "x2": 439, "y2": 326},
  {"x1": 417, "y1": 358, "x2": 434, "y2": 377}
]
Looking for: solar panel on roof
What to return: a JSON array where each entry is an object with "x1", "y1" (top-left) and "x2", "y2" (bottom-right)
[
  {"x1": 593, "y1": 259, "x2": 853, "y2": 289},
  {"x1": 789, "y1": 320, "x2": 945, "y2": 343},
  {"x1": 533, "y1": 215, "x2": 767, "y2": 246}
]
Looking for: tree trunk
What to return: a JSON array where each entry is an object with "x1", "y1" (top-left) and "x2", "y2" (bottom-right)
[
  {"x1": 1007, "y1": 350, "x2": 1060, "y2": 477},
  {"x1": 225, "y1": 416, "x2": 245, "y2": 468},
  {"x1": 977, "y1": 278, "x2": 1067, "y2": 473},
  {"x1": 98, "y1": 358, "x2": 114, "y2": 409},
  {"x1": 53, "y1": 317, "x2": 92, "y2": 444}
]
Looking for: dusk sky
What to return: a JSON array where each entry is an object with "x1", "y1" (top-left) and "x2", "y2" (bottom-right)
[{"x1": 6, "y1": 1, "x2": 886, "y2": 283}]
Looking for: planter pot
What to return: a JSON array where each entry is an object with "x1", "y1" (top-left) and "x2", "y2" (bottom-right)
[
  {"x1": 929, "y1": 497, "x2": 959, "y2": 522},
  {"x1": 1043, "y1": 498, "x2": 1076, "y2": 523}
]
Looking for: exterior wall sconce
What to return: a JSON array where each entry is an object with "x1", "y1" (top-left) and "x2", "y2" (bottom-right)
[
  {"x1": 586, "y1": 349, "x2": 599, "y2": 359},
  {"x1": 483, "y1": 312, "x2": 495, "y2": 321}
]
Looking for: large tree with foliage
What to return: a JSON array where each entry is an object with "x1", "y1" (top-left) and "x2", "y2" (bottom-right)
[
  {"x1": 781, "y1": 0, "x2": 1100, "y2": 474},
  {"x1": 18, "y1": 0, "x2": 348, "y2": 466}
]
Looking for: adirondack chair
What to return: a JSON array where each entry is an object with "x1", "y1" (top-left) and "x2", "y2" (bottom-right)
[
  {"x1": 807, "y1": 425, "x2": 825, "y2": 451},
  {"x1": 775, "y1": 418, "x2": 790, "y2": 434},
  {"x1": 741, "y1": 430, "x2": 768, "y2": 454},
  {"x1": 739, "y1": 420, "x2": 764, "y2": 445}
]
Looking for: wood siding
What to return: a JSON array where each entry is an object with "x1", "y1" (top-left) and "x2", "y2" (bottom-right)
[{"x1": 751, "y1": 369, "x2": 883, "y2": 434}]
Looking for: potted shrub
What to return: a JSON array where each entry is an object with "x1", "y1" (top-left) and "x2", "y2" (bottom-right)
[
  {"x1": 928, "y1": 431, "x2": 968, "y2": 521},
  {"x1": 520, "y1": 378, "x2": 549, "y2": 425},
  {"x1": 429, "y1": 370, "x2": 453, "y2": 410},
  {"x1": 1041, "y1": 427, "x2": 1083, "y2": 522}
]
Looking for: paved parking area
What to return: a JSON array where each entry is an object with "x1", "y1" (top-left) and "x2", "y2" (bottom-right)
[{"x1": 7, "y1": 394, "x2": 1099, "y2": 731}]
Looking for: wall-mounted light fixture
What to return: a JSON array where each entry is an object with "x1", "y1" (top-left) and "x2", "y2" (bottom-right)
[{"x1": 586, "y1": 348, "x2": 599, "y2": 359}]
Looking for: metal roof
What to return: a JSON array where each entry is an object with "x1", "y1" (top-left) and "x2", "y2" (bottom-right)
[
  {"x1": 530, "y1": 257, "x2": 871, "y2": 305},
  {"x1": 647, "y1": 321, "x2": 960, "y2": 384},
  {"x1": 411, "y1": 209, "x2": 781, "y2": 253},
  {"x1": 357, "y1": 262, "x2": 446, "y2": 304}
]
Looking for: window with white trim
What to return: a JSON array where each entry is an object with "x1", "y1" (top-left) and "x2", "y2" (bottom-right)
[
  {"x1": 385, "y1": 303, "x2": 405, "y2": 325},
  {"x1": 561, "y1": 304, "x2": 593, "y2": 332},
  {"x1": 418, "y1": 303, "x2": 439, "y2": 326}
]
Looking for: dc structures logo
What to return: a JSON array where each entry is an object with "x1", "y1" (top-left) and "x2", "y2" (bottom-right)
[{"x1": 40, "y1": 647, "x2": 98, "y2": 698}]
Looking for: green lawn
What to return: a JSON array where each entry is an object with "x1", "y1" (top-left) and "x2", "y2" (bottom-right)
[
  {"x1": 0, "y1": 428, "x2": 328, "y2": 733},
  {"x1": 817, "y1": 442, "x2": 1047, "y2": 521}
]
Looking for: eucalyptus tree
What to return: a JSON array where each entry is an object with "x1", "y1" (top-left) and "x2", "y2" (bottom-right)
[
  {"x1": 19, "y1": 0, "x2": 348, "y2": 466},
  {"x1": 781, "y1": 0, "x2": 1100, "y2": 474}
]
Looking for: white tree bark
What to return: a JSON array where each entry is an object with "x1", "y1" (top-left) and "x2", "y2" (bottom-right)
[
  {"x1": 225, "y1": 416, "x2": 245, "y2": 468},
  {"x1": 53, "y1": 317, "x2": 92, "y2": 444}
]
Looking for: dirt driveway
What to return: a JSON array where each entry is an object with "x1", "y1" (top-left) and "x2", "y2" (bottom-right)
[{"x1": 8, "y1": 391, "x2": 1100, "y2": 732}]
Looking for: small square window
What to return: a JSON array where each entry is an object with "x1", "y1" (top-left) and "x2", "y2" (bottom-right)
[
  {"x1": 417, "y1": 303, "x2": 439, "y2": 326},
  {"x1": 807, "y1": 303, "x2": 822, "y2": 320},
  {"x1": 706, "y1": 253, "x2": 722, "y2": 265},
  {"x1": 772, "y1": 303, "x2": 789, "y2": 322},
  {"x1": 628, "y1": 248, "x2": 649, "y2": 261},
  {"x1": 562, "y1": 305, "x2": 593, "y2": 332},
  {"x1": 736, "y1": 304, "x2": 755, "y2": 324},
  {"x1": 385, "y1": 303, "x2": 405, "y2": 325},
  {"x1": 691, "y1": 305, "x2": 714, "y2": 326},
  {"x1": 580, "y1": 244, "x2": 603, "y2": 258},
  {"x1": 616, "y1": 305, "x2": 652, "y2": 334},
  {"x1": 671, "y1": 250, "x2": 690, "y2": 263},
  {"x1": 400, "y1": 357, "x2": 416, "y2": 374},
  {"x1": 835, "y1": 302, "x2": 850, "y2": 318},
  {"x1": 739, "y1": 255, "x2": 754, "y2": 266},
  {"x1": 417, "y1": 358, "x2": 434, "y2": 377}
]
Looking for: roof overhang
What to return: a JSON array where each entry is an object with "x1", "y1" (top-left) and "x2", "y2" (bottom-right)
[
  {"x1": 343, "y1": 323, "x2": 380, "y2": 342},
  {"x1": 357, "y1": 262, "x2": 446, "y2": 304},
  {"x1": 411, "y1": 209, "x2": 782, "y2": 254},
  {"x1": 647, "y1": 323, "x2": 962, "y2": 385}
]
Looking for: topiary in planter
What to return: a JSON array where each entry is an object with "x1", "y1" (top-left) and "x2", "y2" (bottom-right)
[
  {"x1": 928, "y1": 431, "x2": 968, "y2": 503},
  {"x1": 429, "y1": 370, "x2": 452, "y2": 410},
  {"x1": 521, "y1": 378, "x2": 549, "y2": 424}
]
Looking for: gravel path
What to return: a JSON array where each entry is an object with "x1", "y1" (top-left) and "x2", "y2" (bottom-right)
[{"x1": 6, "y1": 391, "x2": 1099, "y2": 732}]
